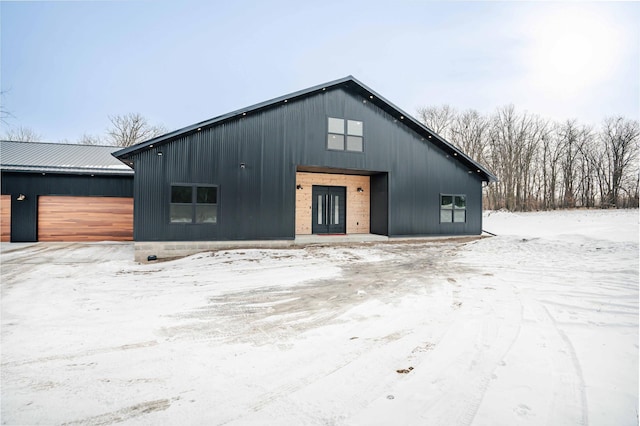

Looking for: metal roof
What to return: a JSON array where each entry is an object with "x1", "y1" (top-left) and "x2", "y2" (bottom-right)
[
  {"x1": 113, "y1": 76, "x2": 497, "y2": 182},
  {"x1": 0, "y1": 140, "x2": 134, "y2": 175}
]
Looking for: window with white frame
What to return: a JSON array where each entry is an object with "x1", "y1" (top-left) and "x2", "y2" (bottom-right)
[
  {"x1": 440, "y1": 194, "x2": 466, "y2": 223},
  {"x1": 327, "y1": 117, "x2": 363, "y2": 152}
]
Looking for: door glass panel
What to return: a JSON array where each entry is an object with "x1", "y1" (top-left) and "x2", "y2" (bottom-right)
[
  {"x1": 317, "y1": 195, "x2": 323, "y2": 224},
  {"x1": 334, "y1": 195, "x2": 339, "y2": 224}
]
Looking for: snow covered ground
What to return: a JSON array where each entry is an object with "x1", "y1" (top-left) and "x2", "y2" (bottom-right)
[{"x1": 1, "y1": 209, "x2": 637, "y2": 425}]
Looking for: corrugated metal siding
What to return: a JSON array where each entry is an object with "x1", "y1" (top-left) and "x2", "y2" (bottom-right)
[
  {"x1": 130, "y1": 87, "x2": 484, "y2": 241},
  {"x1": 1, "y1": 172, "x2": 133, "y2": 242}
]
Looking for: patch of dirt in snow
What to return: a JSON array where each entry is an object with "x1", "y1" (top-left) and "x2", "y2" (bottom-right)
[{"x1": 159, "y1": 242, "x2": 473, "y2": 345}]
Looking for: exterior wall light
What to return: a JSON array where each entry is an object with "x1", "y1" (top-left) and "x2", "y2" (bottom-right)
[
  {"x1": 296, "y1": 184, "x2": 303, "y2": 190},
  {"x1": 357, "y1": 187, "x2": 364, "y2": 193},
  {"x1": 157, "y1": 152, "x2": 163, "y2": 156},
  {"x1": 240, "y1": 163, "x2": 246, "y2": 169},
  {"x1": 16, "y1": 194, "x2": 26, "y2": 201}
]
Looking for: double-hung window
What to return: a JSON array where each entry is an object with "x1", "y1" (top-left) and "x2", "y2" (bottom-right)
[
  {"x1": 440, "y1": 194, "x2": 466, "y2": 223},
  {"x1": 170, "y1": 184, "x2": 218, "y2": 224},
  {"x1": 327, "y1": 117, "x2": 363, "y2": 152}
]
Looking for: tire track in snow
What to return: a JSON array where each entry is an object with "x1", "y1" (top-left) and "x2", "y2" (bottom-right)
[
  {"x1": 426, "y1": 288, "x2": 524, "y2": 426},
  {"x1": 538, "y1": 302, "x2": 589, "y2": 426},
  {"x1": 346, "y1": 281, "x2": 525, "y2": 426}
]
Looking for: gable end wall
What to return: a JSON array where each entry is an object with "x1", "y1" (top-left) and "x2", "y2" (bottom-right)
[{"x1": 130, "y1": 87, "x2": 483, "y2": 241}]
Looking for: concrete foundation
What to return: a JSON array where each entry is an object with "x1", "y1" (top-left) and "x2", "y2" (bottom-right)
[
  {"x1": 134, "y1": 233, "x2": 484, "y2": 263},
  {"x1": 135, "y1": 234, "x2": 392, "y2": 262}
]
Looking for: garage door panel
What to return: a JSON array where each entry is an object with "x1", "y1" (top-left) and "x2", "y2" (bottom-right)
[{"x1": 38, "y1": 196, "x2": 133, "y2": 241}]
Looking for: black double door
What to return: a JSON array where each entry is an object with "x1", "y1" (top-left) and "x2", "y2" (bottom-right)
[{"x1": 312, "y1": 185, "x2": 346, "y2": 234}]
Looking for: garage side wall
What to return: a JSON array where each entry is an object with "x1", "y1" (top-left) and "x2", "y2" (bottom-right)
[{"x1": 0, "y1": 172, "x2": 133, "y2": 242}]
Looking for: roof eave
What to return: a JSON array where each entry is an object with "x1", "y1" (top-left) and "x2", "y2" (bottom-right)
[{"x1": 0, "y1": 165, "x2": 134, "y2": 176}]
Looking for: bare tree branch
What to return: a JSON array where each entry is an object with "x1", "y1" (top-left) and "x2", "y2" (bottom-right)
[
  {"x1": 105, "y1": 113, "x2": 166, "y2": 147},
  {"x1": 3, "y1": 126, "x2": 42, "y2": 142}
]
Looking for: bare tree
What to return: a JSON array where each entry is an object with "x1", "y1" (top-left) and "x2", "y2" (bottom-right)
[
  {"x1": 416, "y1": 105, "x2": 457, "y2": 140},
  {"x1": 485, "y1": 105, "x2": 546, "y2": 211},
  {"x1": 1, "y1": 91, "x2": 12, "y2": 125},
  {"x1": 106, "y1": 113, "x2": 166, "y2": 147},
  {"x1": 597, "y1": 117, "x2": 639, "y2": 208},
  {"x1": 541, "y1": 126, "x2": 563, "y2": 209},
  {"x1": 450, "y1": 109, "x2": 490, "y2": 164},
  {"x1": 574, "y1": 131, "x2": 597, "y2": 208},
  {"x1": 78, "y1": 133, "x2": 105, "y2": 146},
  {"x1": 3, "y1": 126, "x2": 42, "y2": 142},
  {"x1": 554, "y1": 120, "x2": 594, "y2": 208}
]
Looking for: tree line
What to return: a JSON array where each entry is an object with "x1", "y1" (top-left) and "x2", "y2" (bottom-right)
[
  {"x1": 417, "y1": 105, "x2": 639, "y2": 210},
  {"x1": 3, "y1": 112, "x2": 165, "y2": 148}
]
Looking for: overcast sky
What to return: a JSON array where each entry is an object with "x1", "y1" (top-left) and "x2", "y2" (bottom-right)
[{"x1": 2, "y1": 0, "x2": 638, "y2": 143}]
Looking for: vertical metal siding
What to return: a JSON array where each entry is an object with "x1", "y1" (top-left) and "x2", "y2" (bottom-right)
[
  {"x1": 129, "y1": 86, "x2": 484, "y2": 241},
  {"x1": 370, "y1": 173, "x2": 388, "y2": 235}
]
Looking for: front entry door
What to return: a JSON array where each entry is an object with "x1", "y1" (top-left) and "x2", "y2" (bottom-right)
[{"x1": 312, "y1": 186, "x2": 346, "y2": 234}]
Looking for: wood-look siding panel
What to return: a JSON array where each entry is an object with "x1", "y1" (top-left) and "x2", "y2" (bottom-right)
[
  {"x1": 38, "y1": 196, "x2": 133, "y2": 241},
  {"x1": 295, "y1": 172, "x2": 370, "y2": 235},
  {"x1": 1, "y1": 195, "x2": 10, "y2": 242}
]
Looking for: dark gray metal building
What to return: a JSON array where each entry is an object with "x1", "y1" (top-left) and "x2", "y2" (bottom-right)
[
  {"x1": 1, "y1": 141, "x2": 134, "y2": 242},
  {"x1": 114, "y1": 76, "x2": 496, "y2": 246}
]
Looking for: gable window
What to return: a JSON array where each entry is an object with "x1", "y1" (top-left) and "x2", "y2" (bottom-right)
[
  {"x1": 327, "y1": 117, "x2": 363, "y2": 152},
  {"x1": 170, "y1": 184, "x2": 217, "y2": 224},
  {"x1": 440, "y1": 194, "x2": 466, "y2": 223}
]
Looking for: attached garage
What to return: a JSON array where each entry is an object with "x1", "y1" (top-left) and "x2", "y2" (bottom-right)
[
  {"x1": 1, "y1": 141, "x2": 134, "y2": 242},
  {"x1": 38, "y1": 196, "x2": 133, "y2": 242}
]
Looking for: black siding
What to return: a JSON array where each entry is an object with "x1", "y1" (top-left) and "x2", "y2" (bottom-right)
[
  {"x1": 1, "y1": 172, "x2": 133, "y2": 242},
  {"x1": 129, "y1": 87, "x2": 484, "y2": 241},
  {"x1": 370, "y1": 173, "x2": 388, "y2": 236}
]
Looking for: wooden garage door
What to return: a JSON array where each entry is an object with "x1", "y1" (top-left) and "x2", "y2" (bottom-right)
[
  {"x1": 38, "y1": 196, "x2": 133, "y2": 242},
  {"x1": 1, "y1": 195, "x2": 10, "y2": 242}
]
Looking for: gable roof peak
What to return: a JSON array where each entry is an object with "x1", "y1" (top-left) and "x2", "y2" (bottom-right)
[{"x1": 113, "y1": 77, "x2": 496, "y2": 182}]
